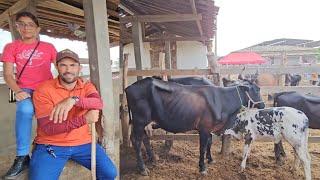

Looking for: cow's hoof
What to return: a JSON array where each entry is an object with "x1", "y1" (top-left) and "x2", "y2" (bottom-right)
[
  {"x1": 276, "y1": 159, "x2": 284, "y2": 166},
  {"x1": 276, "y1": 156, "x2": 285, "y2": 166},
  {"x1": 140, "y1": 168, "x2": 150, "y2": 176},
  {"x1": 200, "y1": 170, "x2": 207, "y2": 175},
  {"x1": 208, "y1": 159, "x2": 215, "y2": 164},
  {"x1": 147, "y1": 159, "x2": 157, "y2": 166}
]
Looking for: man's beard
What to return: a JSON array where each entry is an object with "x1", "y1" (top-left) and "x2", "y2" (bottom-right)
[{"x1": 59, "y1": 73, "x2": 78, "y2": 84}]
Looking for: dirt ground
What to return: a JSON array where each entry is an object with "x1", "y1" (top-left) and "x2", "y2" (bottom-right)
[{"x1": 120, "y1": 130, "x2": 320, "y2": 180}]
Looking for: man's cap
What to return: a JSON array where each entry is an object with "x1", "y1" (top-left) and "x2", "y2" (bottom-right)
[{"x1": 56, "y1": 49, "x2": 80, "y2": 64}]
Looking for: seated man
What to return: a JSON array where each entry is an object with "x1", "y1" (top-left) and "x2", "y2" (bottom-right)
[{"x1": 30, "y1": 49, "x2": 117, "y2": 180}]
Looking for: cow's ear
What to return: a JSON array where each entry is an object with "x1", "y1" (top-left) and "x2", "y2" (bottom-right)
[
  {"x1": 222, "y1": 77, "x2": 231, "y2": 86},
  {"x1": 238, "y1": 74, "x2": 243, "y2": 80}
]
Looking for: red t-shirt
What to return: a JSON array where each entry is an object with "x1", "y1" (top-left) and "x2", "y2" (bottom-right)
[{"x1": 1, "y1": 40, "x2": 57, "y2": 90}]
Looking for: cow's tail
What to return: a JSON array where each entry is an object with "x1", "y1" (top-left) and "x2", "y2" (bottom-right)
[
  {"x1": 127, "y1": 101, "x2": 132, "y2": 125},
  {"x1": 125, "y1": 90, "x2": 133, "y2": 124}
]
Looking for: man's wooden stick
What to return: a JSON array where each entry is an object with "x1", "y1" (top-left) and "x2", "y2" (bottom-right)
[{"x1": 91, "y1": 124, "x2": 96, "y2": 180}]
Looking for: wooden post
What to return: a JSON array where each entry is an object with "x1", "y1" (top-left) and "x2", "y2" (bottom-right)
[
  {"x1": 165, "y1": 40, "x2": 171, "y2": 70},
  {"x1": 278, "y1": 52, "x2": 287, "y2": 86},
  {"x1": 159, "y1": 52, "x2": 173, "y2": 150},
  {"x1": 206, "y1": 40, "x2": 219, "y2": 85},
  {"x1": 83, "y1": 0, "x2": 118, "y2": 178},
  {"x1": 132, "y1": 20, "x2": 143, "y2": 80},
  {"x1": 120, "y1": 54, "x2": 131, "y2": 147},
  {"x1": 8, "y1": 15, "x2": 20, "y2": 40},
  {"x1": 164, "y1": 40, "x2": 171, "y2": 79}
]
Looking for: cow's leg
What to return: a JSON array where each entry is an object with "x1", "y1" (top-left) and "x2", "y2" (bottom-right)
[
  {"x1": 293, "y1": 148, "x2": 300, "y2": 171},
  {"x1": 295, "y1": 146, "x2": 311, "y2": 180},
  {"x1": 220, "y1": 134, "x2": 231, "y2": 155},
  {"x1": 142, "y1": 135, "x2": 157, "y2": 165},
  {"x1": 131, "y1": 127, "x2": 150, "y2": 176},
  {"x1": 206, "y1": 134, "x2": 214, "y2": 164},
  {"x1": 199, "y1": 131, "x2": 210, "y2": 175},
  {"x1": 274, "y1": 140, "x2": 285, "y2": 165},
  {"x1": 240, "y1": 134, "x2": 253, "y2": 172}
]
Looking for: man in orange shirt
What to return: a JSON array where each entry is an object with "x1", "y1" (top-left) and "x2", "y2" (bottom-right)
[{"x1": 29, "y1": 49, "x2": 117, "y2": 180}]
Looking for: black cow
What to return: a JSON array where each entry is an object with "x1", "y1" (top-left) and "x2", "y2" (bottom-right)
[
  {"x1": 285, "y1": 74, "x2": 302, "y2": 86},
  {"x1": 273, "y1": 91, "x2": 320, "y2": 165},
  {"x1": 125, "y1": 77, "x2": 265, "y2": 175},
  {"x1": 153, "y1": 76, "x2": 214, "y2": 86}
]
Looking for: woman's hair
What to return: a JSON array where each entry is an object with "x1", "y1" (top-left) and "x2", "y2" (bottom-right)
[{"x1": 15, "y1": 11, "x2": 39, "y2": 27}]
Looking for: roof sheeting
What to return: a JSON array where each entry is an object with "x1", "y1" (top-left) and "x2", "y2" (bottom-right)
[
  {"x1": 218, "y1": 52, "x2": 267, "y2": 65},
  {"x1": 0, "y1": 0, "x2": 120, "y2": 44},
  {"x1": 120, "y1": 0, "x2": 219, "y2": 44}
]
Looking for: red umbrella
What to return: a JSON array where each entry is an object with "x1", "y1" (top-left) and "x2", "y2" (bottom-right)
[{"x1": 218, "y1": 52, "x2": 267, "y2": 65}]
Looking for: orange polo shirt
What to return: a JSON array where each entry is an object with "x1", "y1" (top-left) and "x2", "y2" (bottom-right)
[{"x1": 33, "y1": 78, "x2": 98, "y2": 146}]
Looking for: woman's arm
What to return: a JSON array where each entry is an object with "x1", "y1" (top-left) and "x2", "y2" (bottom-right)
[
  {"x1": 3, "y1": 62, "x2": 31, "y2": 100},
  {"x1": 3, "y1": 62, "x2": 20, "y2": 92}
]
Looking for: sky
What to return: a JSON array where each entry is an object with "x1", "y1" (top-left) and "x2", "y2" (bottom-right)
[
  {"x1": 1, "y1": 0, "x2": 320, "y2": 57},
  {"x1": 214, "y1": 0, "x2": 320, "y2": 56}
]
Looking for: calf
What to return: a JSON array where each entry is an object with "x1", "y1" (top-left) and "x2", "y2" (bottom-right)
[{"x1": 225, "y1": 107, "x2": 311, "y2": 180}]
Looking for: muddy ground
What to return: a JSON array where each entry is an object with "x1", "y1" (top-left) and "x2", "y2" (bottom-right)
[{"x1": 120, "y1": 130, "x2": 320, "y2": 180}]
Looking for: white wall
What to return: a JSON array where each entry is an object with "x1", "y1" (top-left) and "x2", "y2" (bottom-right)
[
  {"x1": 123, "y1": 42, "x2": 151, "y2": 69},
  {"x1": 124, "y1": 41, "x2": 208, "y2": 70},
  {"x1": 176, "y1": 41, "x2": 208, "y2": 69}
]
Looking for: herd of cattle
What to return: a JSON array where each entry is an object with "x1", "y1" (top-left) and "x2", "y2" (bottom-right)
[{"x1": 124, "y1": 75, "x2": 319, "y2": 180}]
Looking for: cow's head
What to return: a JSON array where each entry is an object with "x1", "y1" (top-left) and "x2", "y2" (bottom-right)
[{"x1": 238, "y1": 80, "x2": 265, "y2": 109}]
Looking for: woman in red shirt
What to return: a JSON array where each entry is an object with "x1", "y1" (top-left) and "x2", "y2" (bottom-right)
[{"x1": 1, "y1": 11, "x2": 56, "y2": 179}]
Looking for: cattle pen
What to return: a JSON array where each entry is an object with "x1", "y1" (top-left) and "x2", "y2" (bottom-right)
[{"x1": 120, "y1": 46, "x2": 320, "y2": 146}]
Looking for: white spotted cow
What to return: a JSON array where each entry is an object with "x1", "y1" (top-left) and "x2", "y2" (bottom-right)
[{"x1": 225, "y1": 107, "x2": 311, "y2": 180}]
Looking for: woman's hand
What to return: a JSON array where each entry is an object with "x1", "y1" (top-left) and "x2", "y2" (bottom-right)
[{"x1": 15, "y1": 91, "x2": 31, "y2": 101}]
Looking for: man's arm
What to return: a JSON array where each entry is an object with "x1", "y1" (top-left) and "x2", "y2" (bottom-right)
[
  {"x1": 50, "y1": 82, "x2": 103, "y2": 123},
  {"x1": 74, "y1": 92, "x2": 103, "y2": 110},
  {"x1": 38, "y1": 115, "x2": 87, "y2": 135},
  {"x1": 33, "y1": 89, "x2": 87, "y2": 135}
]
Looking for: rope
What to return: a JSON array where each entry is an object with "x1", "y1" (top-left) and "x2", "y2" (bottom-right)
[
  {"x1": 236, "y1": 86, "x2": 246, "y2": 112},
  {"x1": 245, "y1": 91, "x2": 264, "y2": 108}
]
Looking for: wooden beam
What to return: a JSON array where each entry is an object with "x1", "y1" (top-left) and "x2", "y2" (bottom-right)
[
  {"x1": 144, "y1": 36, "x2": 207, "y2": 42},
  {"x1": 261, "y1": 86, "x2": 320, "y2": 96},
  {"x1": 38, "y1": 0, "x2": 84, "y2": 16},
  {"x1": 132, "y1": 21, "x2": 143, "y2": 80},
  {"x1": 150, "y1": 134, "x2": 320, "y2": 143},
  {"x1": 83, "y1": 0, "x2": 118, "y2": 172},
  {"x1": 127, "y1": 69, "x2": 212, "y2": 76},
  {"x1": 0, "y1": 0, "x2": 28, "y2": 26},
  {"x1": 189, "y1": 0, "x2": 203, "y2": 37},
  {"x1": 120, "y1": 13, "x2": 202, "y2": 23},
  {"x1": 219, "y1": 65, "x2": 320, "y2": 75},
  {"x1": 25, "y1": 0, "x2": 37, "y2": 15}
]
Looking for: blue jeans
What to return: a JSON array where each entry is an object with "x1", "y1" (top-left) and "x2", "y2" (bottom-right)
[
  {"x1": 16, "y1": 88, "x2": 34, "y2": 156},
  {"x1": 29, "y1": 143, "x2": 117, "y2": 180}
]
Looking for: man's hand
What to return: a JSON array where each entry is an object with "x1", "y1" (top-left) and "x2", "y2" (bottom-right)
[
  {"x1": 50, "y1": 97, "x2": 76, "y2": 123},
  {"x1": 15, "y1": 91, "x2": 31, "y2": 101},
  {"x1": 84, "y1": 110, "x2": 99, "y2": 124}
]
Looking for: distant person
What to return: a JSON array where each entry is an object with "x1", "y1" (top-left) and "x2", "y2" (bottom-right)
[
  {"x1": 1, "y1": 11, "x2": 56, "y2": 179},
  {"x1": 29, "y1": 49, "x2": 117, "y2": 180}
]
